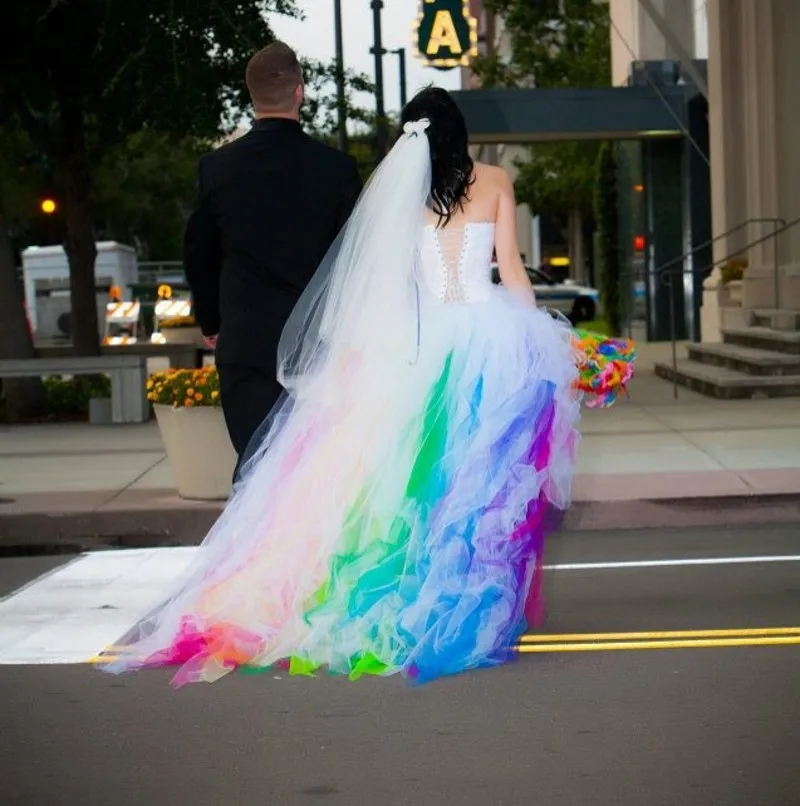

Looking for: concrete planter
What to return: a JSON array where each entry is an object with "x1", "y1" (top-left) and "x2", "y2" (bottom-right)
[
  {"x1": 159, "y1": 326, "x2": 204, "y2": 346},
  {"x1": 725, "y1": 279, "x2": 743, "y2": 306},
  {"x1": 154, "y1": 404, "x2": 236, "y2": 500}
]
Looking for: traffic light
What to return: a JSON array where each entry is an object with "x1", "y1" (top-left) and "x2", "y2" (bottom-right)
[{"x1": 40, "y1": 197, "x2": 58, "y2": 215}]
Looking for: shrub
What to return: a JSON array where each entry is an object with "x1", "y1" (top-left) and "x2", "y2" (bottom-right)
[
  {"x1": 42, "y1": 375, "x2": 111, "y2": 416},
  {"x1": 720, "y1": 258, "x2": 748, "y2": 285}
]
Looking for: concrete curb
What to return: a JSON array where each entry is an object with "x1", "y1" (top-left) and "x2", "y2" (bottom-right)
[{"x1": 1, "y1": 493, "x2": 798, "y2": 553}]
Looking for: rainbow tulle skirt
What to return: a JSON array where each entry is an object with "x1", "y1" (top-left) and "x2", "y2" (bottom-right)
[{"x1": 102, "y1": 292, "x2": 634, "y2": 687}]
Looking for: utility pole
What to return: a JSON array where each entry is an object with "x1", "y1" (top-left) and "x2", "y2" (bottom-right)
[
  {"x1": 369, "y1": 0, "x2": 388, "y2": 164},
  {"x1": 389, "y1": 47, "x2": 408, "y2": 108},
  {"x1": 333, "y1": 0, "x2": 348, "y2": 153}
]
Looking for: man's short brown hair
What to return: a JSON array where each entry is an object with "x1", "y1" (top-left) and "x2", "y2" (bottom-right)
[{"x1": 246, "y1": 42, "x2": 303, "y2": 113}]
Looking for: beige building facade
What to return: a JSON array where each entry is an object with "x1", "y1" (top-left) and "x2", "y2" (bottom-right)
[
  {"x1": 611, "y1": 0, "x2": 800, "y2": 340},
  {"x1": 610, "y1": 0, "x2": 705, "y2": 86},
  {"x1": 703, "y1": 0, "x2": 800, "y2": 339}
]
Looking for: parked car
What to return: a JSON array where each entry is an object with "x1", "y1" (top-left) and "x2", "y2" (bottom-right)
[{"x1": 491, "y1": 264, "x2": 601, "y2": 324}]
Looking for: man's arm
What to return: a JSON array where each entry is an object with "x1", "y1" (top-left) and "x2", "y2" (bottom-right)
[
  {"x1": 335, "y1": 155, "x2": 363, "y2": 232},
  {"x1": 183, "y1": 156, "x2": 222, "y2": 337}
]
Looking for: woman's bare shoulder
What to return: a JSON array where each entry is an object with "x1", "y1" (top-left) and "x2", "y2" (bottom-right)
[{"x1": 473, "y1": 161, "x2": 512, "y2": 188}]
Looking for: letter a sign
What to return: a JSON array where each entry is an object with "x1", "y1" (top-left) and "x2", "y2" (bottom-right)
[{"x1": 413, "y1": 0, "x2": 478, "y2": 71}]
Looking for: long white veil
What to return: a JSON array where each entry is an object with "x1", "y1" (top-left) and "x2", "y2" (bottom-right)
[{"x1": 277, "y1": 119, "x2": 433, "y2": 391}]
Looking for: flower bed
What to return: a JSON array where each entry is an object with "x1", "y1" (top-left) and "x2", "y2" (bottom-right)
[
  {"x1": 147, "y1": 366, "x2": 220, "y2": 408},
  {"x1": 157, "y1": 315, "x2": 197, "y2": 329}
]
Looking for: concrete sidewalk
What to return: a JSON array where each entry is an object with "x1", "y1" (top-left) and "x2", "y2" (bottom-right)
[{"x1": 1, "y1": 368, "x2": 799, "y2": 545}]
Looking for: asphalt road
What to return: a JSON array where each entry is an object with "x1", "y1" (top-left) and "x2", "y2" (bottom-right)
[{"x1": 1, "y1": 524, "x2": 799, "y2": 806}]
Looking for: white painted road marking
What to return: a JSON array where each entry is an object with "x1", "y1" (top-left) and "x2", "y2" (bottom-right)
[
  {"x1": 0, "y1": 548, "x2": 195, "y2": 665},
  {"x1": 545, "y1": 555, "x2": 800, "y2": 571},
  {"x1": 0, "y1": 548, "x2": 799, "y2": 665}
]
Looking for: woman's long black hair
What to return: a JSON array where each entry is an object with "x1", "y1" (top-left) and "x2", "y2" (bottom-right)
[{"x1": 399, "y1": 86, "x2": 474, "y2": 228}]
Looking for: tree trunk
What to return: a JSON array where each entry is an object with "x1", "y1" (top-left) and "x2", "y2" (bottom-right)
[
  {"x1": 58, "y1": 101, "x2": 100, "y2": 356},
  {"x1": 0, "y1": 202, "x2": 47, "y2": 422},
  {"x1": 568, "y1": 208, "x2": 586, "y2": 285}
]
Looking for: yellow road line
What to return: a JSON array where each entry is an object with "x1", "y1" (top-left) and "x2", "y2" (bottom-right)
[
  {"x1": 88, "y1": 654, "x2": 119, "y2": 664},
  {"x1": 519, "y1": 626, "x2": 800, "y2": 643},
  {"x1": 518, "y1": 636, "x2": 800, "y2": 653},
  {"x1": 89, "y1": 628, "x2": 800, "y2": 664}
]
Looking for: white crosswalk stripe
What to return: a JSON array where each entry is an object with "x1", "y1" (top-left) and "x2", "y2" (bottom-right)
[{"x1": 0, "y1": 548, "x2": 194, "y2": 664}]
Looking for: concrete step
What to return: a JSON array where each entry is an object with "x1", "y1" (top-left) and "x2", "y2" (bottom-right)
[
  {"x1": 654, "y1": 360, "x2": 800, "y2": 399},
  {"x1": 749, "y1": 309, "x2": 800, "y2": 331},
  {"x1": 723, "y1": 326, "x2": 800, "y2": 355},
  {"x1": 687, "y1": 343, "x2": 800, "y2": 376}
]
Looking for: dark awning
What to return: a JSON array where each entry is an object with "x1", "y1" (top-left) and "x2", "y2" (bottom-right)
[{"x1": 451, "y1": 86, "x2": 692, "y2": 144}]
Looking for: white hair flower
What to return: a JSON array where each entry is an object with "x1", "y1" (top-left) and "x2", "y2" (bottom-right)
[{"x1": 403, "y1": 118, "x2": 431, "y2": 138}]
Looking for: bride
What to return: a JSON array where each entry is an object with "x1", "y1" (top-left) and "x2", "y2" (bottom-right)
[{"x1": 103, "y1": 87, "x2": 634, "y2": 687}]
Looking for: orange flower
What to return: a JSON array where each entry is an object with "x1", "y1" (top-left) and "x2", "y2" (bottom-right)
[{"x1": 146, "y1": 366, "x2": 219, "y2": 409}]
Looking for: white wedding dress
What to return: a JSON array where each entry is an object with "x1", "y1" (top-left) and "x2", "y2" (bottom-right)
[{"x1": 102, "y1": 121, "x2": 630, "y2": 687}]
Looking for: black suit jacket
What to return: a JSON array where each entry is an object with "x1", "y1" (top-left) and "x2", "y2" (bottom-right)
[{"x1": 184, "y1": 118, "x2": 362, "y2": 367}]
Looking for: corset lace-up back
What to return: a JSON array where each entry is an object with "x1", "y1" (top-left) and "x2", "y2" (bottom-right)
[{"x1": 419, "y1": 222, "x2": 495, "y2": 303}]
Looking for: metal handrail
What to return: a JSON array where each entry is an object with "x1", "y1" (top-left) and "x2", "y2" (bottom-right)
[
  {"x1": 654, "y1": 217, "x2": 786, "y2": 278},
  {"x1": 659, "y1": 215, "x2": 800, "y2": 398},
  {"x1": 619, "y1": 217, "x2": 786, "y2": 341}
]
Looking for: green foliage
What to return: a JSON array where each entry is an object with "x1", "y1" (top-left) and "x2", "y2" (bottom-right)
[
  {"x1": 92, "y1": 131, "x2": 209, "y2": 259},
  {"x1": 580, "y1": 318, "x2": 611, "y2": 336},
  {"x1": 478, "y1": 0, "x2": 611, "y2": 89},
  {"x1": 42, "y1": 375, "x2": 112, "y2": 416},
  {"x1": 594, "y1": 142, "x2": 623, "y2": 336},
  {"x1": 0, "y1": 1, "x2": 302, "y2": 354},
  {"x1": 0, "y1": 120, "x2": 49, "y2": 254},
  {"x1": 299, "y1": 60, "x2": 377, "y2": 184},
  {"x1": 473, "y1": 1, "x2": 611, "y2": 220},
  {"x1": 0, "y1": 188, "x2": 48, "y2": 422},
  {"x1": 301, "y1": 60, "x2": 375, "y2": 140},
  {"x1": 0, "y1": 123, "x2": 204, "y2": 260},
  {"x1": 0, "y1": 1, "x2": 302, "y2": 146},
  {"x1": 0, "y1": 0, "x2": 374, "y2": 291},
  {"x1": 0, "y1": 374, "x2": 111, "y2": 421},
  {"x1": 514, "y1": 141, "x2": 601, "y2": 218}
]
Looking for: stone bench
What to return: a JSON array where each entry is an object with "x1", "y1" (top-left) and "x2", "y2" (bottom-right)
[
  {"x1": 0, "y1": 355, "x2": 149, "y2": 424},
  {"x1": 36, "y1": 342, "x2": 203, "y2": 369}
]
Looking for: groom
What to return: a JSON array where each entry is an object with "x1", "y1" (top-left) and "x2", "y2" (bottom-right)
[{"x1": 184, "y1": 42, "x2": 362, "y2": 474}]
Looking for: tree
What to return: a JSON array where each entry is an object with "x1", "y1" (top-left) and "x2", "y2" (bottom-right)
[
  {"x1": 301, "y1": 60, "x2": 375, "y2": 141},
  {"x1": 594, "y1": 142, "x2": 622, "y2": 335},
  {"x1": 478, "y1": 0, "x2": 611, "y2": 89},
  {"x1": 92, "y1": 131, "x2": 210, "y2": 260},
  {"x1": 0, "y1": 121, "x2": 50, "y2": 254},
  {"x1": 0, "y1": 199, "x2": 47, "y2": 422},
  {"x1": 513, "y1": 140, "x2": 602, "y2": 280},
  {"x1": 0, "y1": 119, "x2": 49, "y2": 420},
  {"x1": 474, "y1": 0, "x2": 611, "y2": 279},
  {"x1": 0, "y1": 0, "x2": 300, "y2": 355}
]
